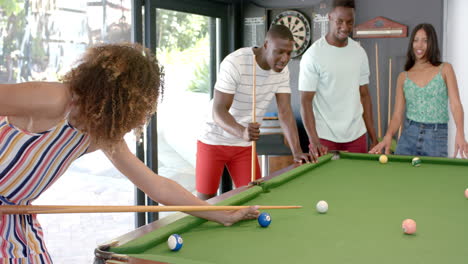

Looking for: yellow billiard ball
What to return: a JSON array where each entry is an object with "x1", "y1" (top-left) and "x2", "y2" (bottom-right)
[{"x1": 379, "y1": 154, "x2": 388, "y2": 164}]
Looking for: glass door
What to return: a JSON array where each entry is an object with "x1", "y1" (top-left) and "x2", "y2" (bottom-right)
[
  {"x1": 156, "y1": 9, "x2": 214, "y2": 217},
  {"x1": 134, "y1": 0, "x2": 237, "y2": 224}
]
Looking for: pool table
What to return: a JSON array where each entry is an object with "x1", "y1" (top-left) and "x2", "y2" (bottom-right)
[{"x1": 95, "y1": 152, "x2": 468, "y2": 264}]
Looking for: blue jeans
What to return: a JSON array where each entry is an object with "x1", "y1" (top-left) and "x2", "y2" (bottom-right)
[{"x1": 395, "y1": 119, "x2": 448, "y2": 157}]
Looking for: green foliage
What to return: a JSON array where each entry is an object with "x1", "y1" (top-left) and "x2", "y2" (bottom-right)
[
  {"x1": 0, "y1": 0, "x2": 26, "y2": 82},
  {"x1": 155, "y1": 11, "x2": 211, "y2": 94},
  {"x1": 157, "y1": 37, "x2": 210, "y2": 94},
  {"x1": 187, "y1": 59, "x2": 209, "y2": 93},
  {"x1": 30, "y1": 36, "x2": 48, "y2": 70},
  {"x1": 0, "y1": 0, "x2": 23, "y2": 16},
  {"x1": 156, "y1": 9, "x2": 209, "y2": 51}
]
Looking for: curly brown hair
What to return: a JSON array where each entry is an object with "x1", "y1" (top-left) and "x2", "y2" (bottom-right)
[{"x1": 62, "y1": 43, "x2": 164, "y2": 148}]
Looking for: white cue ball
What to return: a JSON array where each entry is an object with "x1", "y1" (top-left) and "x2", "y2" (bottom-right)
[{"x1": 316, "y1": 200, "x2": 328, "y2": 213}]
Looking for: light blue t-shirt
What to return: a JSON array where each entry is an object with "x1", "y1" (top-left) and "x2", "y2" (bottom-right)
[{"x1": 299, "y1": 37, "x2": 370, "y2": 142}]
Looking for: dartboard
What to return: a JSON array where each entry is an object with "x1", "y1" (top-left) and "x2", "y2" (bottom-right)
[{"x1": 271, "y1": 10, "x2": 312, "y2": 58}]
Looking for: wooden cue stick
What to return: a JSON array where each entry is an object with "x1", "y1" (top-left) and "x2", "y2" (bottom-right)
[
  {"x1": 251, "y1": 55, "x2": 257, "y2": 182},
  {"x1": 375, "y1": 42, "x2": 381, "y2": 139},
  {"x1": 0, "y1": 205, "x2": 302, "y2": 215},
  {"x1": 388, "y1": 58, "x2": 392, "y2": 125}
]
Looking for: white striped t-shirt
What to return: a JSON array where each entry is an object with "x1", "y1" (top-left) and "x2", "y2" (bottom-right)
[{"x1": 199, "y1": 47, "x2": 291, "y2": 146}]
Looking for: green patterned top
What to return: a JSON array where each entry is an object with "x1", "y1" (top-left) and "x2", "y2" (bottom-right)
[{"x1": 404, "y1": 64, "x2": 449, "y2": 123}]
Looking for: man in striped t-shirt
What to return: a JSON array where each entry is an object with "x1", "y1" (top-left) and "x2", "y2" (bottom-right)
[{"x1": 196, "y1": 25, "x2": 312, "y2": 200}]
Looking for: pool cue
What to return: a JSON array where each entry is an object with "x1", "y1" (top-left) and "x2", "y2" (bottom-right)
[
  {"x1": 396, "y1": 60, "x2": 401, "y2": 139},
  {"x1": 375, "y1": 42, "x2": 381, "y2": 139},
  {"x1": 0, "y1": 205, "x2": 302, "y2": 215},
  {"x1": 388, "y1": 58, "x2": 392, "y2": 126},
  {"x1": 251, "y1": 55, "x2": 257, "y2": 182}
]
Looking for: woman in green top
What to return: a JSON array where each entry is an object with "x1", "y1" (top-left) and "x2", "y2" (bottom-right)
[{"x1": 370, "y1": 23, "x2": 468, "y2": 158}]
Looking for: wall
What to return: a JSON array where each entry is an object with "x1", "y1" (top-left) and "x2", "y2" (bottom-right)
[
  {"x1": 444, "y1": 0, "x2": 468, "y2": 157},
  {"x1": 244, "y1": 0, "x2": 445, "y2": 148},
  {"x1": 356, "y1": 0, "x2": 444, "y2": 139}
]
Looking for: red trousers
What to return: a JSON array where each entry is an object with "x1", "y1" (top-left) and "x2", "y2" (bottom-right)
[
  {"x1": 196, "y1": 141, "x2": 261, "y2": 195},
  {"x1": 317, "y1": 134, "x2": 367, "y2": 153}
]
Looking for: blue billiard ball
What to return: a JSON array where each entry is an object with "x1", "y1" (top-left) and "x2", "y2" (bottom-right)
[
  {"x1": 258, "y1": 212, "x2": 272, "y2": 227},
  {"x1": 167, "y1": 234, "x2": 183, "y2": 251}
]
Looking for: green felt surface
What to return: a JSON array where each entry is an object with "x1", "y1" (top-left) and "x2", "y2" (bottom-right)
[{"x1": 111, "y1": 153, "x2": 468, "y2": 264}]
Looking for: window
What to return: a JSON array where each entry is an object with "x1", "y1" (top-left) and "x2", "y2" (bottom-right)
[{"x1": 1, "y1": 1, "x2": 135, "y2": 262}]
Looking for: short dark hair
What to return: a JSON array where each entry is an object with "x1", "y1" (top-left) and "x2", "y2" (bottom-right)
[
  {"x1": 404, "y1": 23, "x2": 441, "y2": 71},
  {"x1": 267, "y1": 24, "x2": 294, "y2": 41},
  {"x1": 332, "y1": 0, "x2": 355, "y2": 9}
]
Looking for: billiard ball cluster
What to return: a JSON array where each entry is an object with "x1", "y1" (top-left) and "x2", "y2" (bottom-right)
[
  {"x1": 167, "y1": 156, "x2": 468, "y2": 252},
  {"x1": 167, "y1": 213, "x2": 274, "y2": 251},
  {"x1": 378, "y1": 155, "x2": 422, "y2": 167}
]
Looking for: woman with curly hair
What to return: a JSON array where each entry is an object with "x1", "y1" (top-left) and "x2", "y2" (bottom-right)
[{"x1": 0, "y1": 43, "x2": 259, "y2": 263}]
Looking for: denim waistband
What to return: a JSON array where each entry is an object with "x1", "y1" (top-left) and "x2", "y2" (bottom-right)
[{"x1": 406, "y1": 119, "x2": 448, "y2": 130}]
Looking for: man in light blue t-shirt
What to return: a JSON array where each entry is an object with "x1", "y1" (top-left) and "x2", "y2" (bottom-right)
[{"x1": 299, "y1": 0, "x2": 377, "y2": 159}]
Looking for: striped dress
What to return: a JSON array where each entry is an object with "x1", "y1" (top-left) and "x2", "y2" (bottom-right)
[{"x1": 0, "y1": 116, "x2": 90, "y2": 263}]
